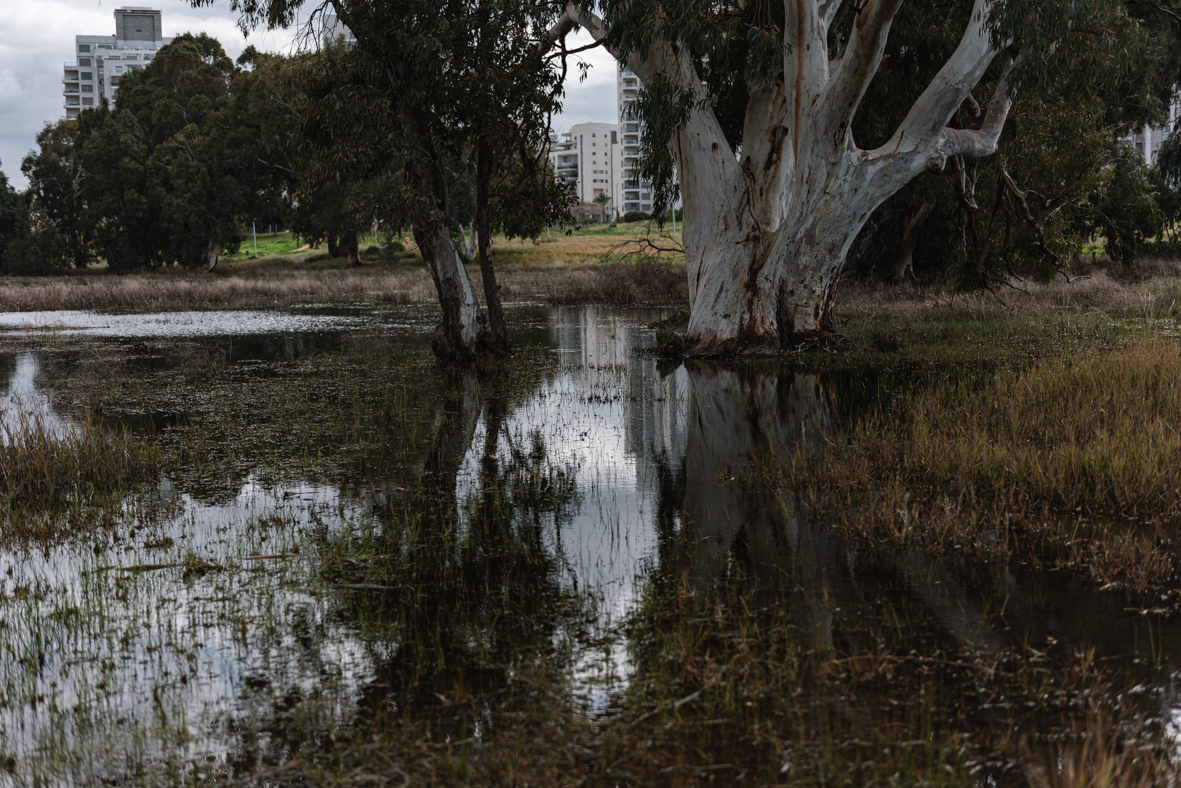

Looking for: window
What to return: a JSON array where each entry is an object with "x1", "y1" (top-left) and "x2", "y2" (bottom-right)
[
  {"x1": 81, "y1": 84, "x2": 93, "y2": 93},
  {"x1": 111, "y1": 76, "x2": 120, "y2": 85},
  {"x1": 82, "y1": 97, "x2": 93, "y2": 105},
  {"x1": 79, "y1": 44, "x2": 90, "y2": 53},
  {"x1": 81, "y1": 72, "x2": 92, "y2": 80},
  {"x1": 79, "y1": 58, "x2": 91, "y2": 67},
  {"x1": 115, "y1": 66, "x2": 123, "y2": 73}
]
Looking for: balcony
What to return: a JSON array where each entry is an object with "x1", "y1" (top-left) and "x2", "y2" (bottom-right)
[
  {"x1": 63, "y1": 87, "x2": 80, "y2": 95},
  {"x1": 63, "y1": 76, "x2": 79, "y2": 83},
  {"x1": 64, "y1": 62, "x2": 77, "y2": 68}
]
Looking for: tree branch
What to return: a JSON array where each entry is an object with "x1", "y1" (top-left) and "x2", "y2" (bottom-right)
[
  {"x1": 930, "y1": 58, "x2": 1014, "y2": 168},
  {"x1": 539, "y1": 3, "x2": 610, "y2": 57},
  {"x1": 819, "y1": 0, "x2": 906, "y2": 157},
  {"x1": 819, "y1": 0, "x2": 846, "y2": 28},
  {"x1": 865, "y1": 0, "x2": 1005, "y2": 196},
  {"x1": 782, "y1": 0, "x2": 830, "y2": 155}
]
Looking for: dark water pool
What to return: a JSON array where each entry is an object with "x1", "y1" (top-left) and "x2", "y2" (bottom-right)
[{"x1": 0, "y1": 303, "x2": 1176, "y2": 785}]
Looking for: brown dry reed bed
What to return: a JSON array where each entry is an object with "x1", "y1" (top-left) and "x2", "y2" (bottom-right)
[
  {"x1": 0, "y1": 407, "x2": 160, "y2": 541},
  {"x1": 837, "y1": 257, "x2": 1181, "y2": 329},
  {"x1": 782, "y1": 338, "x2": 1181, "y2": 596},
  {"x1": 0, "y1": 260, "x2": 689, "y2": 314}
]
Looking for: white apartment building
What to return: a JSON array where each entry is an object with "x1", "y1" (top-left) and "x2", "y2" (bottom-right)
[
  {"x1": 1127, "y1": 94, "x2": 1180, "y2": 167},
  {"x1": 617, "y1": 66, "x2": 653, "y2": 214},
  {"x1": 548, "y1": 122, "x2": 623, "y2": 211},
  {"x1": 63, "y1": 7, "x2": 172, "y2": 119}
]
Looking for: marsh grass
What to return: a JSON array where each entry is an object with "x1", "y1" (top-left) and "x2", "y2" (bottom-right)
[
  {"x1": 0, "y1": 260, "x2": 689, "y2": 314},
  {"x1": 783, "y1": 339, "x2": 1181, "y2": 594},
  {"x1": 230, "y1": 562, "x2": 1173, "y2": 787},
  {"x1": 0, "y1": 407, "x2": 160, "y2": 540}
]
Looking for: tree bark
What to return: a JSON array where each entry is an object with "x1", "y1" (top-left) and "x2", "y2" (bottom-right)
[
  {"x1": 344, "y1": 232, "x2": 361, "y2": 267},
  {"x1": 546, "y1": 0, "x2": 1013, "y2": 357},
  {"x1": 206, "y1": 240, "x2": 221, "y2": 272},
  {"x1": 475, "y1": 139, "x2": 508, "y2": 354},
  {"x1": 394, "y1": 67, "x2": 484, "y2": 361},
  {"x1": 326, "y1": 235, "x2": 340, "y2": 259},
  {"x1": 890, "y1": 201, "x2": 933, "y2": 283}
]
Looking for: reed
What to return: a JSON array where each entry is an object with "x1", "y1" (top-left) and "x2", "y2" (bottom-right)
[
  {"x1": 784, "y1": 339, "x2": 1181, "y2": 593},
  {"x1": 0, "y1": 407, "x2": 160, "y2": 540}
]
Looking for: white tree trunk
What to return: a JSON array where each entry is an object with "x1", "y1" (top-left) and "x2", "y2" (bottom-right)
[
  {"x1": 206, "y1": 240, "x2": 221, "y2": 273},
  {"x1": 416, "y1": 220, "x2": 481, "y2": 359},
  {"x1": 547, "y1": 0, "x2": 1014, "y2": 357}
]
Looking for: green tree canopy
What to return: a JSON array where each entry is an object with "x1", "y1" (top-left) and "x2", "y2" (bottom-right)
[{"x1": 21, "y1": 120, "x2": 90, "y2": 270}]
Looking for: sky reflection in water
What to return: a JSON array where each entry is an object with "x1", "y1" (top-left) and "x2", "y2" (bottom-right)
[{"x1": 0, "y1": 304, "x2": 1180, "y2": 783}]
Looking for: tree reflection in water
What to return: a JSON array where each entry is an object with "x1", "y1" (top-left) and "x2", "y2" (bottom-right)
[{"x1": 317, "y1": 367, "x2": 589, "y2": 751}]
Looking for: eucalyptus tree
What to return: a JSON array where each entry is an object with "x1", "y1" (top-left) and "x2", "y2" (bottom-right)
[
  {"x1": 1158, "y1": 132, "x2": 1181, "y2": 237},
  {"x1": 0, "y1": 163, "x2": 19, "y2": 265},
  {"x1": 545, "y1": 0, "x2": 1149, "y2": 355},
  {"x1": 202, "y1": 0, "x2": 569, "y2": 359},
  {"x1": 21, "y1": 120, "x2": 91, "y2": 269},
  {"x1": 845, "y1": 0, "x2": 1167, "y2": 284}
]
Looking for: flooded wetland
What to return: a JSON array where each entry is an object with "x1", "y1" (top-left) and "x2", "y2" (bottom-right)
[{"x1": 3, "y1": 300, "x2": 1181, "y2": 786}]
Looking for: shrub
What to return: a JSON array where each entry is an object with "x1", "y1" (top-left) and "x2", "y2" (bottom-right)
[
  {"x1": 622, "y1": 211, "x2": 650, "y2": 223},
  {"x1": 3, "y1": 223, "x2": 69, "y2": 276}
]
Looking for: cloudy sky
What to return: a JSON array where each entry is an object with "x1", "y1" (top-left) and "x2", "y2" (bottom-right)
[{"x1": 0, "y1": 0, "x2": 617, "y2": 190}]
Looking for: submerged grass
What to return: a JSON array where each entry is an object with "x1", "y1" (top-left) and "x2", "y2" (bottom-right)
[
  {"x1": 0, "y1": 408, "x2": 160, "y2": 540},
  {"x1": 783, "y1": 338, "x2": 1181, "y2": 595}
]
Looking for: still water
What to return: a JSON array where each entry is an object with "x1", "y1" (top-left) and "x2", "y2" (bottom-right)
[{"x1": 0, "y1": 304, "x2": 1178, "y2": 784}]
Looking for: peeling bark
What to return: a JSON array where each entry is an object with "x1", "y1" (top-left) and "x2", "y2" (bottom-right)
[{"x1": 548, "y1": 0, "x2": 1015, "y2": 356}]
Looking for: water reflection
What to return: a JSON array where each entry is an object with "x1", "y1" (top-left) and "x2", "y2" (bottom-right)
[
  {"x1": 2, "y1": 305, "x2": 1181, "y2": 783},
  {"x1": 0, "y1": 353, "x2": 72, "y2": 438}
]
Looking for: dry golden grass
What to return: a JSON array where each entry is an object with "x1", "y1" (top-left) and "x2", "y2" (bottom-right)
[
  {"x1": 0, "y1": 258, "x2": 689, "y2": 313},
  {"x1": 783, "y1": 338, "x2": 1181, "y2": 593},
  {"x1": 836, "y1": 257, "x2": 1181, "y2": 329}
]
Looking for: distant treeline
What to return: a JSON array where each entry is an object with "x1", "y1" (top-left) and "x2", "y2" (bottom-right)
[{"x1": 0, "y1": 32, "x2": 568, "y2": 275}]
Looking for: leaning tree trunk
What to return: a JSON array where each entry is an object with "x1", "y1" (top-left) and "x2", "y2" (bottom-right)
[
  {"x1": 206, "y1": 240, "x2": 221, "y2": 272},
  {"x1": 474, "y1": 139, "x2": 508, "y2": 354},
  {"x1": 547, "y1": 0, "x2": 1014, "y2": 357},
  {"x1": 890, "y1": 201, "x2": 933, "y2": 282},
  {"x1": 396, "y1": 78, "x2": 483, "y2": 360}
]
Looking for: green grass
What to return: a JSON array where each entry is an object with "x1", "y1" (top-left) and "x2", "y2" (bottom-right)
[{"x1": 229, "y1": 230, "x2": 312, "y2": 259}]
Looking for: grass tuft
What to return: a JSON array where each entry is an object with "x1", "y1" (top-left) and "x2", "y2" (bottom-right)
[{"x1": 0, "y1": 408, "x2": 159, "y2": 539}]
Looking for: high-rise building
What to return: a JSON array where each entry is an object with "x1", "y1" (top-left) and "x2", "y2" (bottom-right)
[
  {"x1": 1127, "y1": 93, "x2": 1180, "y2": 167},
  {"x1": 63, "y1": 7, "x2": 172, "y2": 119},
  {"x1": 616, "y1": 67, "x2": 652, "y2": 214},
  {"x1": 548, "y1": 122, "x2": 623, "y2": 213}
]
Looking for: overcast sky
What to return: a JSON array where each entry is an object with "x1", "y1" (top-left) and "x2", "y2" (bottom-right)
[{"x1": 0, "y1": 0, "x2": 618, "y2": 190}]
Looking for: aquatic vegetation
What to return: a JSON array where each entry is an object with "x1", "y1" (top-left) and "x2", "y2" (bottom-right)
[
  {"x1": 0, "y1": 305, "x2": 1179, "y2": 786},
  {"x1": 785, "y1": 339, "x2": 1181, "y2": 595},
  {"x1": 0, "y1": 406, "x2": 160, "y2": 540}
]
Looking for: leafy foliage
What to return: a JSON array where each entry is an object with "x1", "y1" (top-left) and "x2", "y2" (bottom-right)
[
  {"x1": 1157, "y1": 130, "x2": 1181, "y2": 236},
  {"x1": 21, "y1": 121, "x2": 90, "y2": 269}
]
